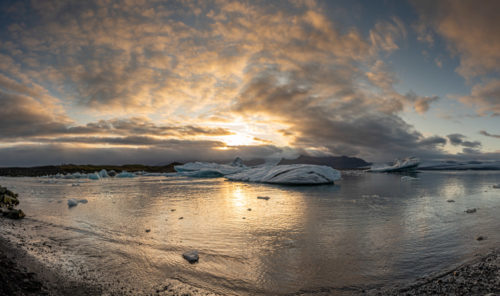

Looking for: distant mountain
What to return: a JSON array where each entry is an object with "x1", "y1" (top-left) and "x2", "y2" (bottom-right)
[{"x1": 278, "y1": 155, "x2": 371, "y2": 169}]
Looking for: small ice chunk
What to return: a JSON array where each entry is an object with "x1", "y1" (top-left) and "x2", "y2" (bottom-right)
[
  {"x1": 98, "y1": 169, "x2": 109, "y2": 178},
  {"x1": 182, "y1": 250, "x2": 199, "y2": 263},
  {"x1": 401, "y1": 176, "x2": 418, "y2": 181},
  {"x1": 116, "y1": 171, "x2": 135, "y2": 178},
  {"x1": 88, "y1": 172, "x2": 100, "y2": 180}
]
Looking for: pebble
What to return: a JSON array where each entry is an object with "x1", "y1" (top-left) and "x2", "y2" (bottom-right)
[{"x1": 182, "y1": 250, "x2": 199, "y2": 263}]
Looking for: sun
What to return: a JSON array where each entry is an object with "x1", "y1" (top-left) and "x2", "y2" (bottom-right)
[{"x1": 220, "y1": 133, "x2": 257, "y2": 146}]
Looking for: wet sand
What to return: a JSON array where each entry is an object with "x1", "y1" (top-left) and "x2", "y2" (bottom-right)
[{"x1": 2, "y1": 215, "x2": 498, "y2": 296}]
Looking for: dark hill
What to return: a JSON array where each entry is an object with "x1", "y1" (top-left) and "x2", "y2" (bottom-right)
[{"x1": 278, "y1": 155, "x2": 370, "y2": 169}]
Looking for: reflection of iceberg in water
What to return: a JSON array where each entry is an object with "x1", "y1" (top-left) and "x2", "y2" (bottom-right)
[
  {"x1": 226, "y1": 164, "x2": 341, "y2": 185},
  {"x1": 175, "y1": 158, "x2": 341, "y2": 185},
  {"x1": 369, "y1": 157, "x2": 420, "y2": 173}
]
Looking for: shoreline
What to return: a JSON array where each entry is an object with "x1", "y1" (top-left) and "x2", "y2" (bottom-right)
[
  {"x1": 0, "y1": 225, "x2": 102, "y2": 296},
  {"x1": 1, "y1": 221, "x2": 498, "y2": 296}
]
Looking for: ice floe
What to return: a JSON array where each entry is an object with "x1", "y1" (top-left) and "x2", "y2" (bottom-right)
[
  {"x1": 226, "y1": 164, "x2": 341, "y2": 185},
  {"x1": 418, "y1": 160, "x2": 500, "y2": 170},
  {"x1": 116, "y1": 171, "x2": 135, "y2": 178},
  {"x1": 369, "y1": 157, "x2": 420, "y2": 173},
  {"x1": 401, "y1": 176, "x2": 419, "y2": 182},
  {"x1": 174, "y1": 159, "x2": 247, "y2": 177}
]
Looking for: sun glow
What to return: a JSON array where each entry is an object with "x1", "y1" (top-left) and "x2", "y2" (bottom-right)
[{"x1": 220, "y1": 133, "x2": 257, "y2": 146}]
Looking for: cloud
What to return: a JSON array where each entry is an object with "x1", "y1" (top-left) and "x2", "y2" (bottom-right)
[
  {"x1": 0, "y1": 0, "x2": 464, "y2": 164},
  {"x1": 413, "y1": 0, "x2": 500, "y2": 79},
  {"x1": 447, "y1": 133, "x2": 481, "y2": 148},
  {"x1": 0, "y1": 143, "x2": 290, "y2": 167},
  {"x1": 458, "y1": 80, "x2": 500, "y2": 116},
  {"x1": 479, "y1": 130, "x2": 500, "y2": 139},
  {"x1": 413, "y1": 0, "x2": 500, "y2": 116}
]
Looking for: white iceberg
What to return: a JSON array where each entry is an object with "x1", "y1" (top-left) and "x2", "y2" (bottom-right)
[
  {"x1": 116, "y1": 171, "x2": 135, "y2": 178},
  {"x1": 225, "y1": 164, "x2": 341, "y2": 185},
  {"x1": 369, "y1": 157, "x2": 420, "y2": 173},
  {"x1": 174, "y1": 159, "x2": 247, "y2": 177}
]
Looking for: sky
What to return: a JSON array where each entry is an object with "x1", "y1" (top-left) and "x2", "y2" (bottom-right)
[{"x1": 0, "y1": 0, "x2": 499, "y2": 166}]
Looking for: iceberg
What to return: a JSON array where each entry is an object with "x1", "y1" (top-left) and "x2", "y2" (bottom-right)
[
  {"x1": 116, "y1": 171, "x2": 135, "y2": 178},
  {"x1": 369, "y1": 157, "x2": 420, "y2": 173},
  {"x1": 174, "y1": 159, "x2": 247, "y2": 177},
  {"x1": 98, "y1": 169, "x2": 109, "y2": 178},
  {"x1": 88, "y1": 172, "x2": 100, "y2": 180},
  {"x1": 226, "y1": 164, "x2": 341, "y2": 185}
]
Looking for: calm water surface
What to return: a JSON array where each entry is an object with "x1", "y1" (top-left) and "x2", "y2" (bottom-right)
[{"x1": 1, "y1": 171, "x2": 499, "y2": 295}]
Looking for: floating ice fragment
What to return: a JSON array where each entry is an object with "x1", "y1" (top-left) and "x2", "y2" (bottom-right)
[
  {"x1": 401, "y1": 176, "x2": 418, "y2": 181},
  {"x1": 88, "y1": 172, "x2": 100, "y2": 180},
  {"x1": 419, "y1": 160, "x2": 500, "y2": 170},
  {"x1": 98, "y1": 169, "x2": 109, "y2": 178},
  {"x1": 116, "y1": 171, "x2": 135, "y2": 178},
  {"x1": 369, "y1": 157, "x2": 419, "y2": 173},
  {"x1": 174, "y1": 159, "x2": 246, "y2": 177}
]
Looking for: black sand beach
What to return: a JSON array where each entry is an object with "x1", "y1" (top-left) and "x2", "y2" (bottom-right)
[{"x1": 1, "y1": 217, "x2": 498, "y2": 296}]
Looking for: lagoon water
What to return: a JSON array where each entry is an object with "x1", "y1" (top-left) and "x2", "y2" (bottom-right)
[{"x1": 1, "y1": 171, "x2": 499, "y2": 295}]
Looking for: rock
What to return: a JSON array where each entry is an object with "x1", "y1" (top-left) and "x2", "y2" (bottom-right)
[
  {"x1": 145, "y1": 229, "x2": 151, "y2": 233},
  {"x1": 178, "y1": 217, "x2": 183, "y2": 220},
  {"x1": 493, "y1": 184, "x2": 500, "y2": 189},
  {"x1": 465, "y1": 208, "x2": 477, "y2": 214},
  {"x1": 2, "y1": 209, "x2": 25, "y2": 219},
  {"x1": 182, "y1": 250, "x2": 199, "y2": 263},
  {"x1": 447, "y1": 199, "x2": 455, "y2": 202},
  {"x1": 67, "y1": 199, "x2": 78, "y2": 207},
  {"x1": 257, "y1": 196, "x2": 270, "y2": 200},
  {"x1": 247, "y1": 208, "x2": 252, "y2": 211},
  {"x1": 476, "y1": 236, "x2": 485, "y2": 241},
  {"x1": 78, "y1": 199, "x2": 88, "y2": 204}
]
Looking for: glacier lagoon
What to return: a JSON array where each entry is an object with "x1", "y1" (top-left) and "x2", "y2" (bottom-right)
[{"x1": 0, "y1": 171, "x2": 499, "y2": 295}]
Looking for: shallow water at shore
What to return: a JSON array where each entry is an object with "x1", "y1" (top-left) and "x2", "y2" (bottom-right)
[{"x1": 0, "y1": 171, "x2": 499, "y2": 295}]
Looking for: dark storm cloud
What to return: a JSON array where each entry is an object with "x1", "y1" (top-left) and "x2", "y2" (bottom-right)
[
  {"x1": 447, "y1": 134, "x2": 481, "y2": 148},
  {"x1": 234, "y1": 63, "x2": 447, "y2": 160}
]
